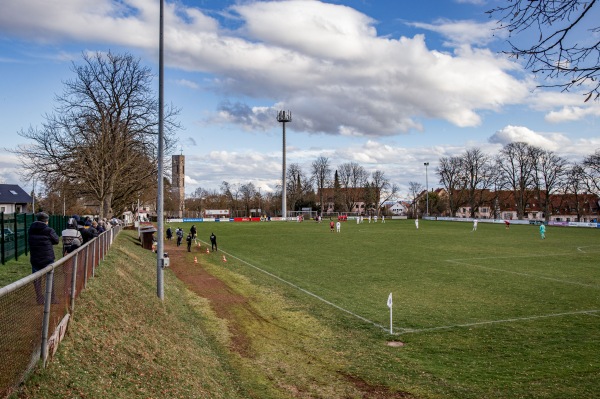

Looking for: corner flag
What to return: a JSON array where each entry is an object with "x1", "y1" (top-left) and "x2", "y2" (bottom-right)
[{"x1": 387, "y1": 292, "x2": 393, "y2": 334}]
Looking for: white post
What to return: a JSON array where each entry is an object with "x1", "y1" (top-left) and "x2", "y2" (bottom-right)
[{"x1": 387, "y1": 292, "x2": 393, "y2": 334}]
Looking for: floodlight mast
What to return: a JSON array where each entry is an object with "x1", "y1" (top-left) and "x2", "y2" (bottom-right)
[
  {"x1": 424, "y1": 162, "x2": 429, "y2": 217},
  {"x1": 277, "y1": 110, "x2": 292, "y2": 220}
]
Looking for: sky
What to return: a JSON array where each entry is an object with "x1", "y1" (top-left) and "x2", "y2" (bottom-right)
[{"x1": 1, "y1": 0, "x2": 599, "y2": 199}]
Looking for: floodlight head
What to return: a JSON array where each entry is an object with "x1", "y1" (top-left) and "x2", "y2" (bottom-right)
[
  {"x1": 424, "y1": 162, "x2": 429, "y2": 166},
  {"x1": 277, "y1": 110, "x2": 292, "y2": 123}
]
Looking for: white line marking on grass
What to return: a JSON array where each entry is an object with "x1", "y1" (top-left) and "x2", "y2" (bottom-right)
[
  {"x1": 218, "y1": 249, "x2": 389, "y2": 332},
  {"x1": 399, "y1": 309, "x2": 600, "y2": 334},
  {"x1": 446, "y1": 256, "x2": 600, "y2": 289},
  {"x1": 577, "y1": 245, "x2": 600, "y2": 253}
]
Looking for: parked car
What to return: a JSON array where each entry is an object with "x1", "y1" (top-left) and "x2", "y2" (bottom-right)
[{"x1": 1, "y1": 228, "x2": 15, "y2": 242}]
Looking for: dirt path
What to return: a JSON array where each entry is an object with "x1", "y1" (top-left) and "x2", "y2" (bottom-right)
[
  {"x1": 164, "y1": 237, "x2": 412, "y2": 399},
  {"x1": 165, "y1": 238, "x2": 252, "y2": 357}
]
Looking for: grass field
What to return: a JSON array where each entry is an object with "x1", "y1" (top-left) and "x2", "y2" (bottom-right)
[
  {"x1": 9, "y1": 219, "x2": 600, "y2": 398},
  {"x1": 181, "y1": 218, "x2": 600, "y2": 398}
]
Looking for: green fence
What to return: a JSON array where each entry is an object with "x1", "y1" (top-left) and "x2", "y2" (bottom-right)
[{"x1": 0, "y1": 213, "x2": 69, "y2": 265}]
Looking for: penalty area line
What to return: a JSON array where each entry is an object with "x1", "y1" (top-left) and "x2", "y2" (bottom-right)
[
  {"x1": 445, "y1": 258, "x2": 600, "y2": 289},
  {"x1": 218, "y1": 249, "x2": 389, "y2": 332},
  {"x1": 399, "y1": 309, "x2": 600, "y2": 334}
]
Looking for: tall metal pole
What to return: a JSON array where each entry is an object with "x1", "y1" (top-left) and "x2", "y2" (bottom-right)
[
  {"x1": 282, "y1": 121, "x2": 286, "y2": 219},
  {"x1": 424, "y1": 162, "x2": 429, "y2": 217},
  {"x1": 277, "y1": 111, "x2": 291, "y2": 219},
  {"x1": 31, "y1": 179, "x2": 36, "y2": 213},
  {"x1": 156, "y1": 0, "x2": 165, "y2": 300}
]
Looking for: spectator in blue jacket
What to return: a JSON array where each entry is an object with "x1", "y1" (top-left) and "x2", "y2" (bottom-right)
[{"x1": 28, "y1": 212, "x2": 60, "y2": 304}]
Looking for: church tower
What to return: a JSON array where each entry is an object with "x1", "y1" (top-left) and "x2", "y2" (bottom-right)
[{"x1": 172, "y1": 155, "x2": 185, "y2": 217}]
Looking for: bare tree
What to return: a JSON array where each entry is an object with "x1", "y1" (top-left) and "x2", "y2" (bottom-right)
[
  {"x1": 582, "y1": 149, "x2": 600, "y2": 195},
  {"x1": 496, "y1": 142, "x2": 537, "y2": 219},
  {"x1": 311, "y1": 156, "x2": 331, "y2": 217},
  {"x1": 338, "y1": 162, "x2": 368, "y2": 212},
  {"x1": 488, "y1": 0, "x2": 600, "y2": 99},
  {"x1": 240, "y1": 182, "x2": 257, "y2": 216},
  {"x1": 462, "y1": 148, "x2": 495, "y2": 218},
  {"x1": 531, "y1": 149, "x2": 568, "y2": 222},
  {"x1": 371, "y1": 170, "x2": 398, "y2": 216},
  {"x1": 408, "y1": 181, "x2": 424, "y2": 218},
  {"x1": 14, "y1": 51, "x2": 179, "y2": 217},
  {"x1": 286, "y1": 163, "x2": 314, "y2": 212},
  {"x1": 437, "y1": 156, "x2": 467, "y2": 217},
  {"x1": 564, "y1": 163, "x2": 588, "y2": 221}
]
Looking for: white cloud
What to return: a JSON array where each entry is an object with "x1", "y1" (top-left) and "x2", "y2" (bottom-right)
[
  {"x1": 0, "y1": 0, "x2": 532, "y2": 137},
  {"x1": 407, "y1": 19, "x2": 505, "y2": 47},
  {"x1": 545, "y1": 105, "x2": 600, "y2": 123},
  {"x1": 488, "y1": 125, "x2": 571, "y2": 151},
  {"x1": 175, "y1": 79, "x2": 199, "y2": 90}
]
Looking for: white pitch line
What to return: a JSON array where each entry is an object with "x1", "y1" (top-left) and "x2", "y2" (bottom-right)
[
  {"x1": 398, "y1": 309, "x2": 600, "y2": 334},
  {"x1": 445, "y1": 258, "x2": 600, "y2": 289},
  {"x1": 218, "y1": 249, "x2": 388, "y2": 332},
  {"x1": 577, "y1": 245, "x2": 600, "y2": 253}
]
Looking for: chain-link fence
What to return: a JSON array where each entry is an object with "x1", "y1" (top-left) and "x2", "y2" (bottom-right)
[
  {"x1": 1, "y1": 213, "x2": 69, "y2": 265},
  {"x1": 0, "y1": 225, "x2": 122, "y2": 398}
]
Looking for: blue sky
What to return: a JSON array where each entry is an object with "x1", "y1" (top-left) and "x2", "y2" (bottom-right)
[{"x1": 1, "y1": 0, "x2": 599, "y2": 198}]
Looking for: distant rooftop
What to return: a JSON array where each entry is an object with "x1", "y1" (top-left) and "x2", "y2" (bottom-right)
[{"x1": 0, "y1": 184, "x2": 33, "y2": 204}]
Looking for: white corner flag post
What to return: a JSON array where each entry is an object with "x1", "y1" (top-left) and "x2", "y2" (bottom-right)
[{"x1": 387, "y1": 292, "x2": 393, "y2": 334}]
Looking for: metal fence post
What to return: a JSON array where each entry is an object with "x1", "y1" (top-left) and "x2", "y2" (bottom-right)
[
  {"x1": 13, "y1": 214, "x2": 18, "y2": 261},
  {"x1": 83, "y1": 247, "x2": 88, "y2": 289},
  {"x1": 40, "y1": 269, "x2": 54, "y2": 367},
  {"x1": 92, "y1": 240, "x2": 96, "y2": 277},
  {"x1": 1, "y1": 212, "x2": 5, "y2": 265},
  {"x1": 70, "y1": 253, "x2": 78, "y2": 313},
  {"x1": 24, "y1": 213, "x2": 30, "y2": 255}
]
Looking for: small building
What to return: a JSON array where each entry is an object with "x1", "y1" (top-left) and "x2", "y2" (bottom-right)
[{"x1": 0, "y1": 184, "x2": 33, "y2": 214}]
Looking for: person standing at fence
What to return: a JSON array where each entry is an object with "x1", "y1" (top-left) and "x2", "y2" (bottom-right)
[
  {"x1": 210, "y1": 232, "x2": 218, "y2": 251},
  {"x1": 176, "y1": 228, "x2": 184, "y2": 247},
  {"x1": 186, "y1": 233, "x2": 192, "y2": 252},
  {"x1": 61, "y1": 218, "x2": 82, "y2": 255},
  {"x1": 80, "y1": 220, "x2": 98, "y2": 244},
  {"x1": 28, "y1": 212, "x2": 60, "y2": 304}
]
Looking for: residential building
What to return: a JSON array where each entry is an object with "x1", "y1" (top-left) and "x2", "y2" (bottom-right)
[{"x1": 0, "y1": 184, "x2": 32, "y2": 214}]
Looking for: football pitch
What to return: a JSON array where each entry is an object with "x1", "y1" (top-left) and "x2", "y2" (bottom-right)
[{"x1": 182, "y1": 219, "x2": 600, "y2": 397}]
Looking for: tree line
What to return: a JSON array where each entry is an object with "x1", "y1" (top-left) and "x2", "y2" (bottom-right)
[
  {"x1": 424, "y1": 144, "x2": 600, "y2": 221},
  {"x1": 179, "y1": 158, "x2": 399, "y2": 218}
]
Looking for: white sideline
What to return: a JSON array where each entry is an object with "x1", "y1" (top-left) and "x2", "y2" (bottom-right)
[{"x1": 219, "y1": 249, "x2": 388, "y2": 331}]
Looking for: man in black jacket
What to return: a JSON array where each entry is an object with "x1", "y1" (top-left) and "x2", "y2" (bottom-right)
[{"x1": 28, "y1": 212, "x2": 60, "y2": 304}]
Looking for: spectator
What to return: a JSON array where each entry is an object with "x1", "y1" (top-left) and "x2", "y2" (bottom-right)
[
  {"x1": 81, "y1": 220, "x2": 98, "y2": 244},
  {"x1": 176, "y1": 228, "x2": 184, "y2": 247},
  {"x1": 210, "y1": 232, "x2": 217, "y2": 251},
  {"x1": 65, "y1": 238, "x2": 81, "y2": 254},
  {"x1": 28, "y1": 212, "x2": 60, "y2": 304},
  {"x1": 186, "y1": 233, "x2": 192, "y2": 252},
  {"x1": 61, "y1": 217, "x2": 83, "y2": 255},
  {"x1": 96, "y1": 220, "x2": 106, "y2": 234}
]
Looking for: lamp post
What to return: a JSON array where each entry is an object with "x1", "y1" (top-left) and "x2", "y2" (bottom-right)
[
  {"x1": 277, "y1": 110, "x2": 292, "y2": 219},
  {"x1": 156, "y1": 0, "x2": 165, "y2": 300},
  {"x1": 424, "y1": 162, "x2": 429, "y2": 217}
]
